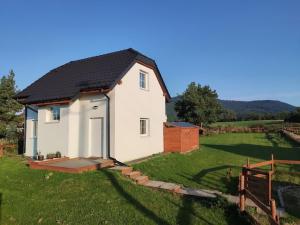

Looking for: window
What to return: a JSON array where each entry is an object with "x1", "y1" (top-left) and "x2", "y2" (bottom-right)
[
  {"x1": 140, "y1": 118, "x2": 149, "y2": 136},
  {"x1": 50, "y1": 106, "x2": 60, "y2": 121},
  {"x1": 32, "y1": 120, "x2": 38, "y2": 138},
  {"x1": 139, "y1": 71, "x2": 148, "y2": 89}
]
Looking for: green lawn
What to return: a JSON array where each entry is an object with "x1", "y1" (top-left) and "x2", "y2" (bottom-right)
[
  {"x1": 134, "y1": 133, "x2": 300, "y2": 195},
  {"x1": 210, "y1": 120, "x2": 283, "y2": 128},
  {"x1": 0, "y1": 156, "x2": 248, "y2": 225},
  {"x1": 134, "y1": 133, "x2": 300, "y2": 223}
]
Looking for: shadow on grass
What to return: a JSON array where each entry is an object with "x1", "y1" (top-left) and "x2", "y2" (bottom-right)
[
  {"x1": 0, "y1": 193, "x2": 2, "y2": 224},
  {"x1": 178, "y1": 165, "x2": 240, "y2": 194},
  {"x1": 202, "y1": 143, "x2": 300, "y2": 162},
  {"x1": 102, "y1": 170, "x2": 170, "y2": 225},
  {"x1": 170, "y1": 196, "x2": 250, "y2": 225},
  {"x1": 176, "y1": 196, "x2": 214, "y2": 225}
]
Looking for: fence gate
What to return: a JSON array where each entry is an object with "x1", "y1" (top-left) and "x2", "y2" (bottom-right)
[{"x1": 239, "y1": 157, "x2": 279, "y2": 225}]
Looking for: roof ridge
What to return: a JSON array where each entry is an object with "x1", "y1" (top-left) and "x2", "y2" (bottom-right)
[
  {"x1": 68, "y1": 48, "x2": 136, "y2": 64},
  {"x1": 128, "y1": 48, "x2": 156, "y2": 63}
]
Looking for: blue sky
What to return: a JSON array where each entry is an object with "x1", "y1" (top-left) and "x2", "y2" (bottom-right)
[{"x1": 1, "y1": 0, "x2": 299, "y2": 106}]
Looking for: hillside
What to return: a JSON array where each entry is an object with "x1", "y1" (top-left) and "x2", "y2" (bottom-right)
[
  {"x1": 219, "y1": 100, "x2": 296, "y2": 115},
  {"x1": 167, "y1": 97, "x2": 296, "y2": 121}
]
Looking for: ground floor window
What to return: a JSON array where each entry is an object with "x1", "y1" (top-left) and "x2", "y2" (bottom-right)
[{"x1": 140, "y1": 118, "x2": 149, "y2": 136}]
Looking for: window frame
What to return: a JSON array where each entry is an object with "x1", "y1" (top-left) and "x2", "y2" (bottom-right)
[
  {"x1": 139, "y1": 71, "x2": 148, "y2": 90},
  {"x1": 140, "y1": 118, "x2": 149, "y2": 136},
  {"x1": 47, "y1": 106, "x2": 61, "y2": 122}
]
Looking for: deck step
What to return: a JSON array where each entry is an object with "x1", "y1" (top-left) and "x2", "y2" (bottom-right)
[
  {"x1": 133, "y1": 176, "x2": 149, "y2": 185},
  {"x1": 127, "y1": 171, "x2": 141, "y2": 179},
  {"x1": 99, "y1": 160, "x2": 114, "y2": 168},
  {"x1": 110, "y1": 166, "x2": 132, "y2": 174},
  {"x1": 121, "y1": 167, "x2": 133, "y2": 175}
]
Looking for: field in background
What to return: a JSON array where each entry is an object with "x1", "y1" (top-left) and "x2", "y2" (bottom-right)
[{"x1": 210, "y1": 120, "x2": 283, "y2": 128}]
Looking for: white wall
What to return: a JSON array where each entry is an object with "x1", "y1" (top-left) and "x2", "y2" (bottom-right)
[
  {"x1": 76, "y1": 94, "x2": 108, "y2": 158},
  {"x1": 112, "y1": 62, "x2": 166, "y2": 162},
  {"x1": 31, "y1": 94, "x2": 108, "y2": 158},
  {"x1": 25, "y1": 107, "x2": 38, "y2": 157},
  {"x1": 37, "y1": 106, "x2": 69, "y2": 157}
]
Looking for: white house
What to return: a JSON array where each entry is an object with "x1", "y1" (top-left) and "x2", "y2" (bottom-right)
[{"x1": 16, "y1": 48, "x2": 170, "y2": 162}]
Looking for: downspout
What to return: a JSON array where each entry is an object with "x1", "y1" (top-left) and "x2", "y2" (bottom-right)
[
  {"x1": 103, "y1": 93, "x2": 127, "y2": 166},
  {"x1": 23, "y1": 106, "x2": 27, "y2": 154},
  {"x1": 103, "y1": 94, "x2": 111, "y2": 159}
]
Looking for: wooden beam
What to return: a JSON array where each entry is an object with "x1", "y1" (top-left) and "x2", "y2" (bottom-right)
[{"x1": 35, "y1": 100, "x2": 70, "y2": 106}]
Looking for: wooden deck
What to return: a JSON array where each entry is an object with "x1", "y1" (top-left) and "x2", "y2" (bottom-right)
[{"x1": 28, "y1": 157, "x2": 114, "y2": 173}]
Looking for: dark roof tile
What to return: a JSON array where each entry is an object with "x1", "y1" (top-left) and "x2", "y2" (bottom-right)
[{"x1": 16, "y1": 48, "x2": 170, "y2": 104}]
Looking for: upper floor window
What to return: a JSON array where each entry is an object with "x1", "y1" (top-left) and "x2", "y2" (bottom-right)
[
  {"x1": 49, "y1": 106, "x2": 60, "y2": 121},
  {"x1": 139, "y1": 71, "x2": 148, "y2": 90}
]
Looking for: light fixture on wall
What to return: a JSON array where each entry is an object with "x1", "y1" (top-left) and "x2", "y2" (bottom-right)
[{"x1": 92, "y1": 106, "x2": 98, "y2": 110}]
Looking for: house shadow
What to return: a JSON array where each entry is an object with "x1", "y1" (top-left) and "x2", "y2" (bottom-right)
[
  {"x1": 102, "y1": 170, "x2": 251, "y2": 225},
  {"x1": 169, "y1": 195, "x2": 250, "y2": 225},
  {"x1": 177, "y1": 165, "x2": 240, "y2": 195},
  {"x1": 102, "y1": 170, "x2": 170, "y2": 225}
]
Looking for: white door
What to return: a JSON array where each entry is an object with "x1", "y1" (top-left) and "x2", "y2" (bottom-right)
[{"x1": 89, "y1": 117, "x2": 103, "y2": 157}]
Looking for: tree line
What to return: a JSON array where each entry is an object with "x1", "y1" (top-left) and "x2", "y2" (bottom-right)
[{"x1": 174, "y1": 82, "x2": 299, "y2": 125}]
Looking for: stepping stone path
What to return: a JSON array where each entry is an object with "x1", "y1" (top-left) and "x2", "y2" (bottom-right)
[
  {"x1": 110, "y1": 165, "x2": 259, "y2": 209},
  {"x1": 111, "y1": 166, "x2": 219, "y2": 197}
]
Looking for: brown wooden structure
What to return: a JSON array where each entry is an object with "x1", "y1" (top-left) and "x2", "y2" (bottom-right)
[
  {"x1": 239, "y1": 155, "x2": 300, "y2": 225},
  {"x1": 0, "y1": 144, "x2": 16, "y2": 157},
  {"x1": 164, "y1": 122, "x2": 199, "y2": 153}
]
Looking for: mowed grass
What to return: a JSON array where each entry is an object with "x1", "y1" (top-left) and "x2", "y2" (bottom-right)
[
  {"x1": 0, "y1": 156, "x2": 248, "y2": 225},
  {"x1": 134, "y1": 133, "x2": 300, "y2": 194},
  {"x1": 210, "y1": 120, "x2": 283, "y2": 128}
]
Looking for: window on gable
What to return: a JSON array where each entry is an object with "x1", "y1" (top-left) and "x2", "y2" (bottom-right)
[
  {"x1": 140, "y1": 118, "x2": 149, "y2": 136},
  {"x1": 139, "y1": 71, "x2": 148, "y2": 90},
  {"x1": 50, "y1": 106, "x2": 60, "y2": 121}
]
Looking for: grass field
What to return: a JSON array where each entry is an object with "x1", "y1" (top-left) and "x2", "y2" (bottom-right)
[
  {"x1": 1, "y1": 133, "x2": 299, "y2": 224},
  {"x1": 210, "y1": 120, "x2": 283, "y2": 128},
  {"x1": 134, "y1": 133, "x2": 300, "y2": 222},
  {"x1": 0, "y1": 156, "x2": 248, "y2": 225}
]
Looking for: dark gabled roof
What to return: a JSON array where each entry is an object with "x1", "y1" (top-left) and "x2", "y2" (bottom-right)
[{"x1": 16, "y1": 48, "x2": 170, "y2": 104}]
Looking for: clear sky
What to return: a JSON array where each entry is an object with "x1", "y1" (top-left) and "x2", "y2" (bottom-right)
[{"x1": 1, "y1": 0, "x2": 299, "y2": 106}]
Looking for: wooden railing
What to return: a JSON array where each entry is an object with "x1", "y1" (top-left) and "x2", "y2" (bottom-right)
[
  {"x1": 239, "y1": 155, "x2": 300, "y2": 225},
  {"x1": 283, "y1": 127, "x2": 300, "y2": 135},
  {"x1": 0, "y1": 143, "x2": 16, "y2": 157}
]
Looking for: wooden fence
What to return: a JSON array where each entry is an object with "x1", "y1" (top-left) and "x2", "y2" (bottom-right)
[
  {"x1": 0, "y1": 144, "x2": 16, "y2": 157},
  {"x1": 239, "y1": 155, "x2": 300, "y2": 225},
  {"x1": 283, "y1": 127, "x2": 300, "y2": 135}
]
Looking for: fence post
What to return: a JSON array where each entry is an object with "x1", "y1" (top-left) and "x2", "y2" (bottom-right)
[
  {"x1": 271, "y1": 199, "x2": 278, "y2": 222},
  {"x1": 271, "y1": 154, "x2": 274, "y2": 172},
  {"x1": 239, "y1": 174, "x2": 245, "y2": 211}
]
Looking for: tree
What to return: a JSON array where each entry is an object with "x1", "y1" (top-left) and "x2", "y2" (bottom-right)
[
  {"x1": 174, "y1": 82, "x2": 222, "y2": 125},
  {"x1": 219, "y1": 109, "x2": 237, "y2": 122},
  {"x1": 285, "y1": 108, "x2": 300, "y2": 123},
  {"x1": 0, "y1": 70, "x2": 22, "y2": 140}
]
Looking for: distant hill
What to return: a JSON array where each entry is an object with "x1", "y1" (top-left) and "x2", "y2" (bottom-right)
[
  {"x1": 219, "y1": 100, "x2": 296, "y2": 115},
  {"x1": 167, "y1": 97, "x2": 296, "y2": 121}
]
